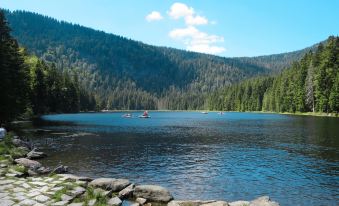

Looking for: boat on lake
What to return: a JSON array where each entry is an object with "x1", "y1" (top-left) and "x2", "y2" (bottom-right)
[
  {"x1": 139, "y1": 110, "x2": 150, "y2": 118},
  {"x1": 122, "y1": 113, "x2": 132, "y2": 118},
  {"x1": 201, "y1": 111, "x2": 208, "y2": 114}
]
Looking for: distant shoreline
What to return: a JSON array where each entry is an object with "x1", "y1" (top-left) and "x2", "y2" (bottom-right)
[{"x1": 75, "y1": 110, "x2": 339, "y2": 118}]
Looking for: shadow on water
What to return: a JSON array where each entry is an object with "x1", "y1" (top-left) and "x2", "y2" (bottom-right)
[{"x1": 12, "y1": 112, "x2": 339, "y2": 205}]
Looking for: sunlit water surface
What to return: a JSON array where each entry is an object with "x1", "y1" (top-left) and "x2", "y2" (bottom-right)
[{"x1": 17, "y1": 112, "x2": 339, "y2": 206}]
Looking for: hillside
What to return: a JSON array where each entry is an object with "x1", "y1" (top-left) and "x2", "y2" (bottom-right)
[
  {"x1": 209, "y1": 36, "x2": 339, "y2": 114},
  {"x1": 3, "y1": 10, "x2": 317, "y2": 110}
]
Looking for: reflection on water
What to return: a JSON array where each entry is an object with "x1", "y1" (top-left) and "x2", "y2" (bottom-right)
[{"x1": 16, "y1": 112, "x2": 339, "y2": 205}]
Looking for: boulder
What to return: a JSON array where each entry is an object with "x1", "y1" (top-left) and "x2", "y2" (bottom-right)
[
  {"x1": 57, "y1": 174, "x2": 93, "y2": 182},
  {"x1": 168, "y1": 200, "x2": 216, "y2": 206},
  {"x1": 229, "y1": 201, "x2": 250, "y2": 206},
  {"x1": 27, "y1": 148, "x2": 47, "y2": 159},
  {"x1": 51, "y1": 165, "x2": 68, "y2": 174},
  {"x1": 14, "y1": 158, "x2": 41, "y2": 170},
  {"x1": 89, "y1": 178, "x2": 130, "y2": 191},
  {"x1": 201, "y1": 201, "x2": 229, "y2": 206},
  {"x1": 12, "y1": 138, "x2": 31, "y2": 149},
  {"x1": 249, "y1": 196, "x2": 279, "y2": 206},
  {"x1": 134, "y1": 185, "x2": 173, "y2": 203},
  {"x1": 107, "y1": 197, "x2": 122, "y2": 206},
  {"x1": 118, "y1": 183, "x2": 135, "y2": 199},
  {"x1": 136, "y1": 197, "x2": 147, "y2": 205}
]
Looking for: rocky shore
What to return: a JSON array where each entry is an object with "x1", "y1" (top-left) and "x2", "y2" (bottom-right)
[{"x1": 0, "y1": 135, "x2": 280, "y2": 206}]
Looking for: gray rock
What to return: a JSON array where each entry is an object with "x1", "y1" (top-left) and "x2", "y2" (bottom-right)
[
  {"x1": 27, "y1": 149, "x2": 47, "y2": 159},
  {"x1": 68, "y1": 203, "x2": 84, "y2": 206},
  {"x1": 51, "y1": 201, "x2": 69, "y2": 206},
  {"x1": 89, "y1": 178, "x2": 130, "y2": 191},
  {"x1": 249, "y1": 196, "x2": 279, "y2": 206},
  {"x1": 118, "y1": 183, "x2": 135, "y2": 199},
  {"x1": 34, "y1": 195, "x2": 50, "y2": 203},
  {"x1": 229, "y1": 201, "x2": 250, "y2": 206},
  {"x1": 57, "y1": 174, "x2": 93, "y2": 182},
  {"x1": 36, "y1": 166, "x2": 51, "y2": 174},
  {"x1": 19, "y1": 199, "x2": 38, "y2": 206},
  {"x1": 14, "y1": 158, "x2": 41, "y2": 170},
  {"x1": 168, "y1": 200, "x2": 217, "y2": 206},
  {"x1": 201, "y1": 201, "x2": 229, "y2": 206},
  {"x1": 107, "y1": 197, "x2": 122, "y2": 206},
  {"x1": 136, "y1": 197, "x2": 147, "y2": 205},
  {"x1": 70, "y1": 186, "x2": 86, "y2": 197},
  {"x1": 134, "y1": 185, "x2": 173, "y2": 203},
  {"x1": 93, "y1": 188, "x2": 112, "y2": 197},
  {"x1": 0, "y1": 199, "x2": 15, "y2": 206},
  {"x1": 88, "y1": 199, "x2": 96, "y2": 206},
  {"x1": 12, "y1": 138, "x2": 31, "y2": 149},
  {"x1": 51, "y1": 165, "x2": 68, "y2": 174},
  {"x1": 60, "y1": 194, "x2": 74, "y2": 202}
]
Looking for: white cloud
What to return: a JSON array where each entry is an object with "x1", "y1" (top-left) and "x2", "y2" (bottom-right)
[
  {"x1": 145, "y1": 11, "x2": 163, "y2": 22},
  {"x1": 168, "y1": 2, "x2": 194, "y2": 19},
  {"x1": 185, "y1": 15, "x2": 208, "y2": 26},
  {"x1": 169, "y1": 26, "x2": 225, "y2": 55}
]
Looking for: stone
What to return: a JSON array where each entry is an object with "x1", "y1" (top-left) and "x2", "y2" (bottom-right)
[
  {"x1": 50, "y1": 186, "x2": 64, "y2": 191},
  {"x1": 107, "y1": 197, "x2": 122, "y2": 206},
  {"x1": 57, "y1": 174, "x2": 93, "y2": 182},
  {"x1": 0, "y1": 199, "x2": 15, "y2": 206},
  {"x1": 168, "y1": 200, "x2": 217, "y2": 206},
  {"x1": 26, "y1": 149, "x2": 47, "y2": 159},
  {"x1": 51, "y1": 201, "x2": 69, "y2": 206},
  {"x1": 93, "y1": 188, "x2": 112, "y2": 197},
  {"x1": 201, "y1": 201, "x2": 229, "y2": 206},
  {"x1": 136, "y1": 197, "x2": 147, "y2": 205},
  {"x1": 27, "y1": 191, "x2": 41, "y2": 197},
  {"x1": 89, "y1": 178, "x2": 130, "y2": 191},
  {"x1": 14, "y1": 158, "x2": 41, "y2": 170},
  {"x1": 34, "y1": 195, "x2": 50, "y2": 203},
  {"x1": 12, "y1": 138, "x2": 31, "y2": 149},
  {"x1": 33, "y1": 203, "x2": 45, "y2": 206},
  {"x1": 88, "y1": 199, "x2": 96, "y2": 206},
  {"x1": 249, "y1": 196, "x2": 279, "y2": 206},
  {"x1": 134, "y1": 185, "x2": 173, "y2": 203},
  {"x1": 68, "y1": 203, "x2": 84, "y2": 206},
  {"x1": 19, "y1": 199, "x2": 38, "y2": 206},
  {"x1": 229, "y1": 201, "x2": 250, "y2": 206},
  {"x1": 22, "y1": 183, "x2": 31, "y2": 189},
  {"x1": 131, "y1": 203, "x2": 140, "y2": 206},
  {"x1": 60, "y1": 194, "x2": 73, "y2": 202},
  {"x1": 0, "y1": 192, "x2": 8, "y2": 198},
  {"x1": 39, "y1": 186, "x2": 49, "y2": 193},
  {"x1": 51, "y1": 165, "x2": 68, "y2": 174},
  {"x1": 31, "y1": 181, "x2": 47, "y2": 186},
  {"x1": 36, "y1": 166, "x2": 51, "y2": 174},
  {"x1": 118, "y1": 183, "x2": 135, "y2": 199},
  {"x1": 12, "y1": 187, "x2": 26, "y2": 192},
  {"x1": 70, "y1": 186, "x2": 86, "y2": 197}
]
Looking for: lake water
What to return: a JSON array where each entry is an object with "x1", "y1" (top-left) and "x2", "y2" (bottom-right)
[{"x1": 19, "y1": 112, "x2": 339, "y2": 205}]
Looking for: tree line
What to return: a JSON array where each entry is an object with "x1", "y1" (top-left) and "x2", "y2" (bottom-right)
[
  {"x1": 208, "y1": 36, "x2": 339, "y2": 114},
  {"x1": 0, "y1": 11, "x2": 96, "y2": 124}
]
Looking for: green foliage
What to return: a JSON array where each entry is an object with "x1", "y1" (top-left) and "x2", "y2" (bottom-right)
[
  {"x1": 3, "y1": 9, "x2": 312, "y2": 110},
  {"x1": 210, "y1": 36, "x2": 339, "y2": 114}
]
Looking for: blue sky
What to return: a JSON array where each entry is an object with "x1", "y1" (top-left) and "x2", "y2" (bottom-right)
[{"x1": 2, "y1": 0, "x2": 339, "y2": 57}]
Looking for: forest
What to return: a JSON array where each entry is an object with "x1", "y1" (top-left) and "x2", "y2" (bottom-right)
[
  {"x1": 208, "y1": 36, "x2": 339, "y2": 114},
  {"x1": 3, "y1": 9, "x2": 317, "y2": 110},
  {"x1": 0, "y1": 11, "x2": 96, "y2": 124}
]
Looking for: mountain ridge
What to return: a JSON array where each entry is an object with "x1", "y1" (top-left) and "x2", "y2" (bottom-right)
[{"x1": 2, "y1": 9, "x2": 322, "y2": 110}]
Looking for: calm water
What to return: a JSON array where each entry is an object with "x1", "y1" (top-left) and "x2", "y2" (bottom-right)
[{"x1": 18, "y1": 112, "x2": 339, "y2": 205}]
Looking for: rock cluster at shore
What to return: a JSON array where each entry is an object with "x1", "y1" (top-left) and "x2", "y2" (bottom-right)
[{"x1": 0, "y1": 136, "x2": 280, "y2": 206}]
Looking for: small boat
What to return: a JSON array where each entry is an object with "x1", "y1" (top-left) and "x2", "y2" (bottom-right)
[
  {"x1": 217, "y1": 112, "x2": 224, "y2": 115},
  {"x1": 201, "y1": 111, "x2": 208, "y2": 114},
  {"x1": 139, "y1": 110, "x2": 150, "y2": 118},
  {"x1": 138, "y1": 115, "x2": 151, "y2": 118},
  {"x1": 122, "y1": 113, "x2": 132, "y2": 118}
]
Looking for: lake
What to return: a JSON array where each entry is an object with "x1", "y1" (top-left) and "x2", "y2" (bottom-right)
[{"x1": 18, "y1": 112, "x2": 339, "y2": 205}]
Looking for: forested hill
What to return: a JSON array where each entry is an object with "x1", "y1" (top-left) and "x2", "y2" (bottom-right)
[
  {"x1": 3, "y1": 9, "x2": 318, "y2": 110},
  {"x1": 209, "y1": 36, "x2": 339, "y2": 114}
]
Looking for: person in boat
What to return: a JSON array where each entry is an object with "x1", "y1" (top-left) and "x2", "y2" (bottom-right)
[{"x1": 143, "y1": 110, "x2": 149, "y2": 117}]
